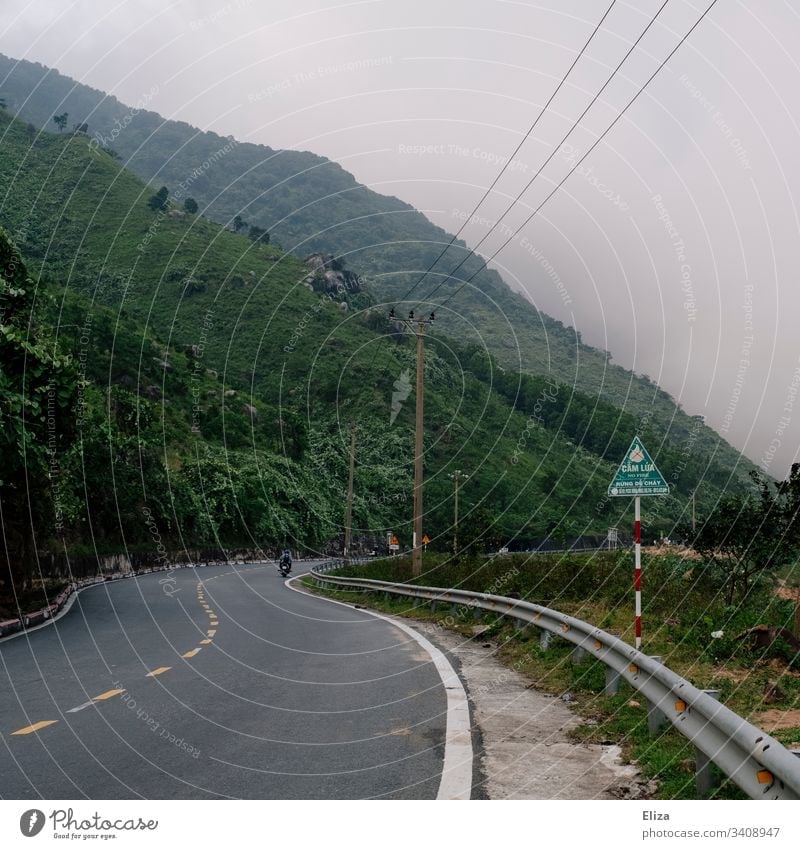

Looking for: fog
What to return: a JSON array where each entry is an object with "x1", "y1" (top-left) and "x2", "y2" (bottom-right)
[{"x1": 3, "y1": 0, "x2": 799, "y2": 475}]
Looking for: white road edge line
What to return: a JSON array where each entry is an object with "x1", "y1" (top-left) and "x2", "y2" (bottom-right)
[{"x1": 285, "y1": 571, "x2": 473, "y2": 801}]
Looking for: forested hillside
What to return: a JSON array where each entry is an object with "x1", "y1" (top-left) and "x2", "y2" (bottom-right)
[
  {"x1": 0, "y1": 52, "x2": 757, "y2": 494},
  {"x1": 0, "y1": 102, "x2": 757, "y2": 597}
]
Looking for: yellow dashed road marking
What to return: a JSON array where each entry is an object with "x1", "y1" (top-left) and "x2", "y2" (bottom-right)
[
  {"x1": 12, "y1": 720, "x2": 58, "y2": 735},
  {"x1": 182, "y1": 648, "x2": 201, "y2": 658},
  {"x1": 207, "y1": 629, "x2": 216, "y2": 636},
  {"x1": 146, "y1": 667, "x2": 171, "y2": 677},
  {"x1": 200, "y1": 638, "x2": 212, "y2": 644},
  {"x1": 93, "y1": 688, "x2": 125, "y2": 701},
  {"x1": 209, "y1": 620, "x2": 218, "y2": 626}
]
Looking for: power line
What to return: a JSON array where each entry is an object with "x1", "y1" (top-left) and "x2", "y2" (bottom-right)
[
  {"x1": 362, "y1": 0, "x2": 625, "y2": 390},
  {"x1": 341, "y1": 1, "x2": 718, "y2": 553},
  {"x1": 355, "y1": 1, "x2": 667, "y2": 514},
  {"x1": 393, "y1": 0, "x2": 620, "y2": 309},
  {"x1": 435, "y1": 0, "x2": 720, "y2": 312},
  {"x1": 417, "y1": 0, "x2": 675, "y2": 309}
]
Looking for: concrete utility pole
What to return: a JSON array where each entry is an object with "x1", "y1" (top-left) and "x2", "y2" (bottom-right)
[
  {"x1": 343, "y1": 422, "x2": 356, "y2": 564},
  {"x1": 449, "y1": 469, "x2": 469, "y2": 555},
  {"x1": 390, "y1": 308, "x2": 435, "y2": 577}
]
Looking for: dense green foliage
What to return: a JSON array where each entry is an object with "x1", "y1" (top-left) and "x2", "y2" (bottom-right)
[
  {"x1": 0, "y1": 228, "x2": 77, "y2": 589},
  {"x1": 678, "y1": 465, "x2": 800, "y2": 604}
]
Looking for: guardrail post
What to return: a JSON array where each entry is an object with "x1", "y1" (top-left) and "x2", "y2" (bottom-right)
[
  {"x1": 539, "y1": 629, "x2": 551, "y2": 650},
  {"x1": 571, "y1": 645, "x2": 587, "y2": 664},
  {"x1": 601, "y1": 630, "x2": 622, "y2": 694},
  {"x1": 515, "y1": 617, "x2": 526, "y2": 635},
  {"x1": 695, "y1": 690, "x2": 721, "y2": 797},
  {"x1": 604, "y1": 665, "x2": 621, "y2": 695},
  {"x1": 646, "y1": 656, "x2": 668, "y2": 735}
]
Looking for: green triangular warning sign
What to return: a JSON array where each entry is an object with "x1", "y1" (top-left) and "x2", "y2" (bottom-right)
[{"x1": 608, "y1": 436, "x2": 669, "y2": 497}]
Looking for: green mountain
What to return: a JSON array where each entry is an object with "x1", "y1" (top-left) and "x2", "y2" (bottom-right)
[
  {"x1": 0, "y1": 66, "x2": 759, "y2": 591},
  {"x1": 0, "y1": 52, "x2": 753, "y2": 491}
]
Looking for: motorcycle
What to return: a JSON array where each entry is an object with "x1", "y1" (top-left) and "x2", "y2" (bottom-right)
[{"x1": 278, "y1": 556, "x2": 292, "y2": 577}]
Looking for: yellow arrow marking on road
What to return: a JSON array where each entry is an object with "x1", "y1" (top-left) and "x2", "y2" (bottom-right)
[
  {"x1": 182, "y1": 648, "x2": 201, "y2": 658},
  {"x1": 146, "y1": 667, "x2": 171, "y2": 677},
  {"x1": 12, "y1": 720, "x2": 58, "y2": 735}
]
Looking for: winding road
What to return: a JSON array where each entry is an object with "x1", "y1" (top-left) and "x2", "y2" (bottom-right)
[{"x1": 0, "y1": 562, "x2": 470, "y2": 799}]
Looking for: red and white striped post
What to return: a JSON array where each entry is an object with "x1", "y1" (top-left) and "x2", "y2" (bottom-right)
[
  {"x1": 634, "y1": 495, "x2": 642, "y2": 650},
  {"x1": 608, "y1": 437, "x2": 668, "y2": 650}
]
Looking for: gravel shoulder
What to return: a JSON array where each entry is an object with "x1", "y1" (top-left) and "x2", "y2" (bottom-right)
[{"x1": 396, "y1": 617, "x2": 655, "y2": 800}]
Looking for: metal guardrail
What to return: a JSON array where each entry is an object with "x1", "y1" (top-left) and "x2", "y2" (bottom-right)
[{"x1": 311, "y1": 562, "x2": 800, "y2": 801}]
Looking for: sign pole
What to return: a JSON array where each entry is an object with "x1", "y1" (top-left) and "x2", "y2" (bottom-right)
[
  {"x1": 607, "y1": 436, "x2": 669, "y2": 653},
  {"x1": 634, "y1": 495, "x2": 642, "y2": 650}
]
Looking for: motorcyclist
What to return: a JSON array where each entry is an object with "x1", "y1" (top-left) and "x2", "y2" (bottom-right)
[{"x1": 279, "y1": 549, "x2": 292, "y2": 574}]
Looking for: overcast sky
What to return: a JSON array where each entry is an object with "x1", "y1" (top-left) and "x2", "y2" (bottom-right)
[{"x1": 3, "y1": 0, "x2": 800, "y2": 476}]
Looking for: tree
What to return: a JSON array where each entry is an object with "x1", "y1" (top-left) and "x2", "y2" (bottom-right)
[
  {"x1": 772, "y1": 463, "x2": 800, "y2": 636},
  {"x1": 52, "y1": 112, "x2": 68, "y2": 132},
  {"x1": 686, "y1": 470, "x2": 800, "y2": 605},
  {"x1": 73, "y1": 122, "x2": 88, "y2": 135},
  {"x1": 0, "y1": 229, "x2": 77, "y2": 595},
  {"x1": 232, "y1": 214, "x2": 246, "y2": 233},
  {"x1": 183, "y1": 197, "x2": 199, "y2": 215},
  {"x1": 248, "y1": 224, "x2": 269, "y2": 244},
  {"x1": 148, "y1": 186, "x2": 169, "y2": 212}
]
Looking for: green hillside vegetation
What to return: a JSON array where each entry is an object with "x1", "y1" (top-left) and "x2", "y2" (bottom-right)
[
  {"x1": 0, "y1": 106, "x2": 760, "y2": 599},
  {"x1": 0, "y1": 54, "x2": 758, "y2": 499}
]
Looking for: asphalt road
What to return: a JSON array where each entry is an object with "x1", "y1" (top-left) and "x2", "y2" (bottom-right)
[{"x1": 0, "y1": 562, "x2": 455, "y2": 799}]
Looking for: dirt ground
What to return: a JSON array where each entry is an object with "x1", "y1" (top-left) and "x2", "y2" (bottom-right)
[{"x1": 753, "y1": 708, "x2": 800, "y2": 733}]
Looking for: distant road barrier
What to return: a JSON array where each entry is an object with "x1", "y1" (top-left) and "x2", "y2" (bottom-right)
[
  {"x1": 0, "y1": 559, "x2": 261, "y2": 640},
  {"x1": 311, "y1": 561, "x2": 800, "y2": 801}
]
